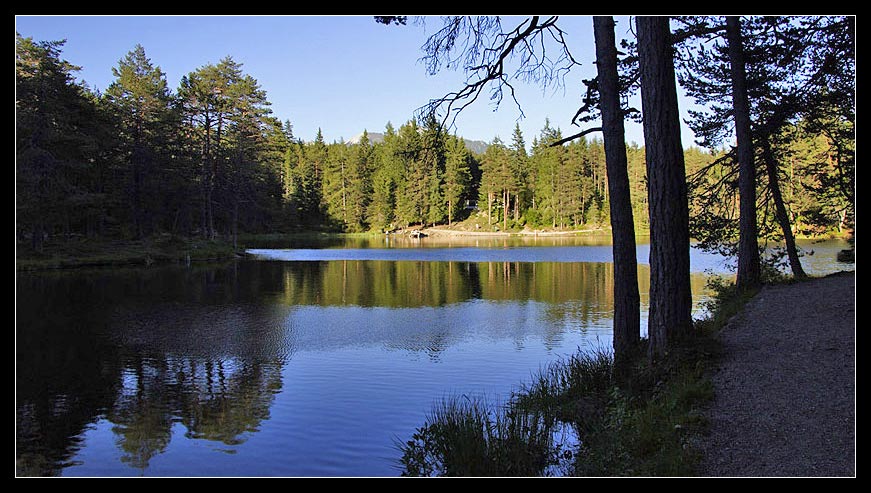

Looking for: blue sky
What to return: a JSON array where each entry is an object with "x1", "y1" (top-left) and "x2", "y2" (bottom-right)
[{"x1": 15, "y1": 15, "x2": 701, "y2": 148}]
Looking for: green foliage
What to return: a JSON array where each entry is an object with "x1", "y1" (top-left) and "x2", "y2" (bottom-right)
[
  {"x1": 695, "y1": 274, "x2": 758, "y2": 337},
  {"x1": 104, "y1": 43, "x2": 177, "y2": 239},
  {"x1": 514, "y1": 347, "x2": 615, "y2": 431},
  {"x1": 16, "y1": 25, "x2": 851, "y2": 259},
  {"x1": 398, "y1": 333, "x2": 721, "y2": 477},
  {"x1": 443, "y1": 135, "x2": 471, "y2": 225},
  {"x1": 16, "y1": 33, "x2": 109, "y2": 250},
  {"x1": 16, "y1": 235, "x2": 240, "y2": 270},
  {"x1": 399, "y1": 348, "x2": 615, "y2": 476},
  {"x1": 398, "y1": 275, "x2": 758, "y2": 478},
  {"x1": 677, "y1": 16, "x2": 854, "y2": 274},
  {"x1": 399, "y1": 397, "x2": 560, "y2": 477},
  {"x1": 575, "y1": 367, "x2": 712, "y2": 476}
]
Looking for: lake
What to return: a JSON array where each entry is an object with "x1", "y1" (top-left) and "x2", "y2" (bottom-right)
[{"x1": 15, "y1": 236, "x2": 852, "y2": 476}]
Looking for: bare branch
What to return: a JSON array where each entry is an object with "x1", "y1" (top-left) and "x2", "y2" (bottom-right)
[
  {"x1": 547, "y1": 126, "x2": 602, "y2": 147},
  {"x1": 416, "y1": 16, "x2": 582, "y2": 132}
]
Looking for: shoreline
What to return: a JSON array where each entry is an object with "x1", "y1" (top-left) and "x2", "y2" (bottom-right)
[
  {"x1": 16, "y1": 229, "x2": 851, "y2": 272},
  {"x1": 419, "y1": 226, "x2": 614, "y2": 237},
  {"x1": 16, "y1": 237, "x2": 243, "y2": 272}
]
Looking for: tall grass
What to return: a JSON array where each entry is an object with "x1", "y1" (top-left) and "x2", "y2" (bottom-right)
[
  {"x1": 398, "y1": 396, "x2": 560, "y2": 477},
  {"x1": 399, "y1": 347, "x2": 615, "y2": 477},
  {"x1": 398, "y1": 276, "x2": 749, "y2": 476}
]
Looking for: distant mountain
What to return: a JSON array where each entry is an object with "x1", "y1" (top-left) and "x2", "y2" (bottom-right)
[
  {"x1": 461, "y1": 139, "x2": 488, "y2": 155},
  {"x1": 347, "y1": 132, "x2": 385, "y2": 145},
  {"x1": 349, "y1": 131, "x2": 489, "y2": 155}
]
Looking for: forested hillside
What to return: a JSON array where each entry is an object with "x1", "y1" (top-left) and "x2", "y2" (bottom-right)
[{"x1": 16, "y1": 32, "x2": 851, "y2": 252}]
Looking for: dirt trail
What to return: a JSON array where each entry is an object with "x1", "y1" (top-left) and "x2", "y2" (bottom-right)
[{"x1": 699, "y1": 271, "x2": 855, "y2": 477}]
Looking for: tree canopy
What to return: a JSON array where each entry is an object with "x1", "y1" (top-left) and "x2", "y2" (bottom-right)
[{"x1": 16, "y1": 18, "x2": 852, "y2": 255}]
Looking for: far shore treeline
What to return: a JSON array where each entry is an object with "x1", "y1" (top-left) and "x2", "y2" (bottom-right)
[{"x1": 16, "y1": 30, "x2": 850, "y2": 255}]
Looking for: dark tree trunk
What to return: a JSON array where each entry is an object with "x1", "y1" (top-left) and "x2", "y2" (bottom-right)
[
  {"x1": 761, "y1": 139, "x2": 808, "y2": 279},
  {"x1": 726, "y1": 16, "x2": 762, "y2": 290},
  {"x1": 202, "y1": 114, "x2": 216, "y2": 240},
  {"x1": 131, "y1": 143, "x2": 144, "y2": 239},
  {"x1": 31, "y1": 221, "x2": 44, "y2": 253},
  {"x1": 201, "y1": 116, "x2": 209, "y2": 238},
  {"x1": 593, "y1": 16, "x2": 641, "y2": 365},
  {"x1": 636, "y1": 16, "x2": 693, "y2": 360},
  {"x1": 233, "y1": 197, "x2": 239, "y2": 251}
]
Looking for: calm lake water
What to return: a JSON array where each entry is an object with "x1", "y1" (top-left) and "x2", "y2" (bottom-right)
[{"x1": 16, "y1": 237, "x2": 852, "y2": 476}]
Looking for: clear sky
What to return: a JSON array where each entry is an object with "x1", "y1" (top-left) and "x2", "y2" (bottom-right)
[{"x1": 15, "y1": 15, "x2": 701, "y2": 148}]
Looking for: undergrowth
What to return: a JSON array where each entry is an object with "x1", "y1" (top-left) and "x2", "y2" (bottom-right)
[{"x1": 398, "y1": 275, "x2": 754, "y2": 477}]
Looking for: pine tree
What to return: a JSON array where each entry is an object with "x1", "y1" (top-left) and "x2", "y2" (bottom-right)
[
  {"x1": 421, "y1": 117, "x2": 447, "y2": 226},
  {"x1": 479, "y1": 137, "x2": 509, "y2": 228},
  {"x1": 322, "y1": 141, "x2": 349, "y2": 228},
  {"x1": 394, "y1": 120, "x2": 425, "y2": 227},
  {"x1": 178, "y1": 56, "x2": 282, "y2": 238},
  {"x1": 529, "y1": 124, "x2": 560, "y2": 228},
  {"x1": 223, "y1": 71, "x2": 274, "y2": 244},
  {"x1": 725, "y1": 16, "x2": 762, "y2": 289},
  {"x1": 553, "y1": 133, "x2": 581, "y2": 228},
  {"x1": 16, "y1": 34, "x2": 104, "y2": 250},
  {"x1": 676, "y1": 16, "x2": 853, "y2": 279},
  {"x1": 346, "y1": 130, "x2": 373, "y2": 232},
  {"x1": 304, "y1": 128, "x2": 327, "y2": 224},
  {"x1": 564, "y1": 139, "x2": 587, "y2": 227},
  {"x1": 368, "y1": 122, "x2": 401, "y2": 231},
  {"x1": 283, "y1": 119, "x2": 295, "y2": 143},
  {"x1": 443, "y1": 135, "x2": 471, "y2": 226},
  {"x1": 105, "y1": 44, "x2": 175, "y2": 239},
  {"x1": 508, "y1": 123, "x2": 529, "y2": 223}
]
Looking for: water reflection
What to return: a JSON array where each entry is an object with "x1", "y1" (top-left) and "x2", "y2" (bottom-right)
[
  {"x1": 245, "y1": 233, "x2": 617, "y2": 250},
  {"x1": 16, "y1": 238, "x2": 851, "y2": 476},
  {"x1": 268, "y1": 260, "x2": 709, "y2": 308},
  {"x1": 248, "y1": 236, "x2": 854, "y2": 277},
  {"x1": 16, "y1": 265, "x2": 291, "y2": 476}
]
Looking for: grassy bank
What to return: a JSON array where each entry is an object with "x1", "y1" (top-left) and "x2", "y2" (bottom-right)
[
  {"x1": 16, "y1": 235, "x2": 242, "y2": 271},
  {"x1": 239, "y1": 230, "x2": 384, "y2": 243},
  {"x1": 398, "y1": 278, "x2": 756, "y2": 477}
]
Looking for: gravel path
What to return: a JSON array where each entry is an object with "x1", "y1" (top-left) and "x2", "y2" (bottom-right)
[{"x1": 698, "y1": 271, "x2": 855, "y2": 477}]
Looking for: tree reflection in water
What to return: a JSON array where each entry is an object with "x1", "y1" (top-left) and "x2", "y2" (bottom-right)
[
  {"x1": 17, "y1": 258, "x2": 712, "y2": 476},
  {"x1": 16, "y1": 264, "x2": 292, "y2": 476}
]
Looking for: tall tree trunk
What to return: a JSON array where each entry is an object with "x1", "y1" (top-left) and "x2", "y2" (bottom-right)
[
  {"x1": 206, "y1": 173, "x2": 215, "y2": 239},
  {"x1": 761, "y1": 139, "x2": 807, "y2": 279},
  {"x1": 727, "y1": 16, "x2": 762, "y2": 290},
  {"x1": 503, "y1": 189, "x2": 509, "y2": 230},
  {"x1": 233, "y1": 197, "x2": 239, "y2": 251},
  {"x1": 201, "y1": 113, "x2": 215, "y2": 239},
  {"x1": 132, "y1": 151, "x2": 143, "y2": 239},
  {"x1": 131, "y1": 114, "x2": 144, "y2": 239},
  {"x1": 636, "y1": 16, "x2": 693, "y2": 360},
  {"x1": 448, "y1": 200, "x2": 453, "y2": 226},
  {"x1": 594, "y1": 16, "x2": 641, "y2": 365}
]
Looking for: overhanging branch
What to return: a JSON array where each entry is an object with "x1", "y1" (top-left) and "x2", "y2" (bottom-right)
[
  {"x1": 416, "y1": 16, "x2": 581, "y2": 132},
  {"x1": 548, "y1": 126, "x2": 602, "y2": 147}
]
